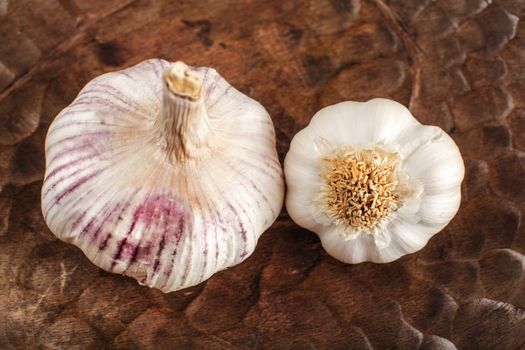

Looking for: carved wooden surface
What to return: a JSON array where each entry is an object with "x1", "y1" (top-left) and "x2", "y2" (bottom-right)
[{"x1": 1, "y1": 0, "x2": 525, "y2": 349}]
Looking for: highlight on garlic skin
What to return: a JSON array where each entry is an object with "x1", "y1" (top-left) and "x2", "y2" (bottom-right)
[
  {"x1": 284, "y1": 98, "x2": 464, "y2": 264},
  {"x1": 41, "y1": 59, "x2": 284, "y2": 292}
]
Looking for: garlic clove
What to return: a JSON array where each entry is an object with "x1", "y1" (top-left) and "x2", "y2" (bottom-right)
[
  {"x1": 284, "y1": 165, "x2": 326, "y2": 229},
  {"x1": 42, "y1": 59, "x2": 284, "y2": 292},
  {"x1": 404, "y1": 133, "x2": 465, "y2": 195},
  {"x1": 305, "y1": 99, "x2": 420, "y2": 149},
  {"x1": 284, "y1": 98, "x2": 464, "y2": 264},
  {"x1": 417, "y1": 191, "x2": 462, "y2": 226},
  {"x1": 320, "y1": 227, "x2": 376, "y2": 263}
]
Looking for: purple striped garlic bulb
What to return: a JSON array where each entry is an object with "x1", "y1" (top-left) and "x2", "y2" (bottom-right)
[{"x1": 41, "y1": 59, "x2": 284, "y2": 292}]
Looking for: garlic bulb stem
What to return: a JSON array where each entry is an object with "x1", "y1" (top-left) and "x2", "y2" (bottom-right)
[{"x1": 158, "y1": 62, "x2": 211, "y2": 160}]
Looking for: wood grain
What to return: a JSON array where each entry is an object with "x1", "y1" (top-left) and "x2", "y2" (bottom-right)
[{"x1": 1, "y1": 0, "x2": 525, "y2": 349}]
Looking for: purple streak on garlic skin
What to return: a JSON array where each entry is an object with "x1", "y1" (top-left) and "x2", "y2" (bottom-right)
[
  {"x1": 99, "y1": 233, "x2": 111, "y2": 250},
  {"x1": 55, "y1": 170, "x2": 103, "y2": 204},
  {"x1": 152, "y1": 235, "x2": 166, "y2": 272},
  {"x1": 80, "y1": 200, "x2": 122, "y2": 240},
  {"x1": 110, "y1": 193, "x2": 188, "y2": 271},
  {"x1": 41, "y1": 59, "x2": 284, "y2": 292},
  {"x1": 45, "y1": 154, "x2": 99, "y2": 182}
]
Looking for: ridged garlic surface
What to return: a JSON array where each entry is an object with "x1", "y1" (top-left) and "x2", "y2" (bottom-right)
[
  {"x1": 285, "y1": 98, "x2": 464, "y2": 264},
  {"x1": 42, "y1": 59, "x2": 284, "y2": 292}
]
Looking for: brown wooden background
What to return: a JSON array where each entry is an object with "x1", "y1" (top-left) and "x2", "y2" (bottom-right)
[{"x1": 2, "y1": 0, "x2": 525, "y2": 349}]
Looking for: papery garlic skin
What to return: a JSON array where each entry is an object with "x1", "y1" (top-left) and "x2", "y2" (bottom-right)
[
  {"x1": 42, "y1": 59, "x2": 284, "y2": 292},
  {"x1": 284, "y1": 98, "x2": 464, "y2": 264}
]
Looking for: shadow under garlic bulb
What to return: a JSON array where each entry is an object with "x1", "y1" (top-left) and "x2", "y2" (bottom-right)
[
  {"x1": 284, "y1": 99, "x2": 464, "y2": 264},
  {"x1": 41, "y1": 59, "x2": 284, "y2": 292}
]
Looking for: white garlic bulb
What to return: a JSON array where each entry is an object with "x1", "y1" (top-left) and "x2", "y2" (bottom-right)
[
  {"x1": 41, "y1": 59, "x2": 284, "y2": 292},
  {"x1": 285, "y1": 98, "x2": 464, "y2": 263}
]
